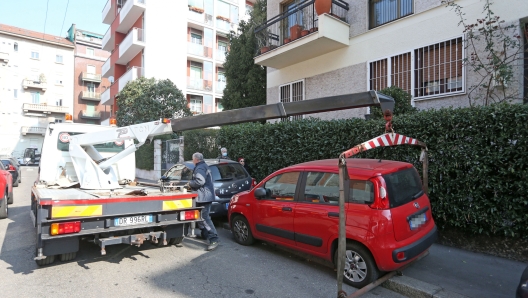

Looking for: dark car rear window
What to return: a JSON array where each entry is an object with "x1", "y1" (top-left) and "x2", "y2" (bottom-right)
[
  {"x1": 210, "y1": 163, "x2": 248, "y2": 181},
  {"x1": 1, "y1": 160, "x2": 11, "y2": 166},
  {"x1": 383, "y1": 167, "x2": 423, "y2": 208}
]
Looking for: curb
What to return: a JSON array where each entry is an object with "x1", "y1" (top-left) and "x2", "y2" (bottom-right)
[{"x1": 382, "y1": 275, "x2": 469, "y2": 298}]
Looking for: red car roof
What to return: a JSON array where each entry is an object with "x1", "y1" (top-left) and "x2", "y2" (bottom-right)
[{"x1": 284, "y1": 159, "x2": 413, "y2": 177}]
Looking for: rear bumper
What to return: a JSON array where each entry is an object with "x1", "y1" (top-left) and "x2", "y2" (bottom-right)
[
  {"x1": 392, "y1": 224, "x2": 437, "y2": 263},
  {"x1": 210, "y1": 199, "x2": 230, "y2": 217}
]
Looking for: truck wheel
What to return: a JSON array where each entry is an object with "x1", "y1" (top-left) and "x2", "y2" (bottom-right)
[
  {"x1": 0, "y1": 192, "x2": 7, "y2": 219},
  {"x1": 59, "y1": 252, "x2": 77, "y2": 261},
  {"x1": 35, "y1": 255, "x2": 55, "y2": 266},
  {"x1": 7, "y1": 192, "x2": 13, "y2": 204},
  {"x1": 169, "y1": 237, "x2": 184, "y2": 246}
]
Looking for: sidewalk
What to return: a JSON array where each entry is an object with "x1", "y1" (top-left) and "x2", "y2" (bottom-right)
[{"x1": 392, "y1": 243, "x2": 527, "y2": 298}]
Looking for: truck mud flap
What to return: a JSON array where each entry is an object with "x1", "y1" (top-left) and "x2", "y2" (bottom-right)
[{"x1": 36, "y1": 236, "x2": 80, "y2": 259}]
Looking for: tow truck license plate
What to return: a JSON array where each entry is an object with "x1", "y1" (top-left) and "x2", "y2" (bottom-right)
[{"x1": 114, "y1": 215, "x2": 153, "y2": 227}]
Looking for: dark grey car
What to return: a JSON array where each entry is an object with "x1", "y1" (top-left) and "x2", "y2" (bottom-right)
[
  {"x1": 0, "y1": 156, "x2": 21, "y2": 187},
  {"x1": 160, "y1": 159, "x2": 254, "y2": 217}
]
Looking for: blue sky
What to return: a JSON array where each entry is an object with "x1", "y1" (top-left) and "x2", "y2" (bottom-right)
[{"x1": 0, "y1": 0, "x2": 109, "y2": 36}]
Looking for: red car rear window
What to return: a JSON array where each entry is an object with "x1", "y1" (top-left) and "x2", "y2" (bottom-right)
[{"x1": 383, "y1": 167, "x2": 423, "y2": 208}]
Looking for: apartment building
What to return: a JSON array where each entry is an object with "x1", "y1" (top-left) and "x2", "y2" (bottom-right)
[
  {"x1": 100, "y1": 0, "x2": 255, "y2": 125},
  {"x1": 67, "y1": 24, "x2": 112, "y2": 125},
  {"x1": 0, "y1": 24, "x2": 74, "y2": 157},
  {"x1": 256, "y1": 0, "x2": 528, "y2": 121}
]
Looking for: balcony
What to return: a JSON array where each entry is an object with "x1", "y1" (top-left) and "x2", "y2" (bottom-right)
[
  {"x1": 216, "y1": 81, "x2": 226, "y2": 94},
  {"x1": 101, "y1": 88, "x2": 111, "y2": 105},
  {"x1": 117, "y1": 28, "x2": 145, "y2": 64},
  {"x1": 117, "y1": 0, "x2": 146, "y2": 33},
  {"x1": 216, "y1": 17, "x2": 234, "y2": 33},
  {"x1": 102, "y1": 0, "x2": 115, "y2": 24},
  {"x1": 119, "y1": 66, "x2": 144, "y2": 92},
  {"x1": 81, "y1": 91, "x2": 102, "y2": 102},
  {"x1": 82, "y1": 72, "x2": 102, "y2": 83},
  {"x1": 81, "y1": 110, "x2": 102, "y2": 119},
  {"x1": 187, "y1": 77, "x2": 212, "y2": 92},
  {"x1": 23, "y1": 103, "x2": 68, "y2": 114},
  {"x1": 0, "y1": 51, "x2": 9, "y2": 62},
  {"x1": 102, "y1": 57, "x2": 113, "y2": 77},
  {"x1": 21, "y1": 126, "x2": 46, "y2": 136},
  {"x1": 188, "y1": 8, "x2": 214, "y2": 26},
  {"x1": 22, "y1": 79, "x2": 47, "y2": 91},
  {"x1": 187, "y1": 42, "x2": 213, "y2": 58},
  {"x1": 254, "y1": 0, "x2": 349, "y2": 69},
  {"x1": 102, "y1": 27, "x2": 114, "y2": 51},
  {"x1": 216, "y1": 49, "x2": 226, "y2": 62}
]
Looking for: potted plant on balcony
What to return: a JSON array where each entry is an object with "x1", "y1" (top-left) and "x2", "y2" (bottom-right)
[
  {"x1": 315, "y1": 0, "x2": 332, "y2": 16},
  {"x1": 301, "y1": 8, "x2": 310, "y2": 37},
  {"x1": 189, "y1": 6, "x2": 204, "y2": 13},
  {"x1": 289, "y1": 0, "x2": 303, "y2": 40},
  {"x1": 216, "y1": 15, "x2": 230, "y2": 22},
  {"x1": 257, "y1": 30, "x2": 270, "y2": 54}
]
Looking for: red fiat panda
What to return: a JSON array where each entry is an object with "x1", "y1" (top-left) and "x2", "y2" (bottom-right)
[{"x1": 228, "y1": 159, "x2": 437, "y2": 288}]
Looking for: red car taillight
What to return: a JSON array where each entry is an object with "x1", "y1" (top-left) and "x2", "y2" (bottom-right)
[
  {"x1": 369, "y1": 177, "x2": 390, "y2": 210},
  {"x1": 50, "y1": 221, "x2": 81, "y2": 235},
  {"x1": 8, "y1": 165, "x2": 15, "y2": 171},
  {"x1": 251, "y1": 178, "x2": 257, "y2": 189}
]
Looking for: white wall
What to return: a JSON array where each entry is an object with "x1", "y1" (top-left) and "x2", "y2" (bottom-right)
[{"x1": 0, "y1": 33, "x2": 74, "y2": 157}]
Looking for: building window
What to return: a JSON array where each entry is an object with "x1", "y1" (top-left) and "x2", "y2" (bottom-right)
[
  {"x1": 216, "y1": 99, "x2": 223, "y2": 112},
  {"x1": 369, "y1": 0, "x2": 413, "y2": 29},
  {"x1": 31, "y1": 51, "x2": 39, "y2": 59},
  {"x1": 86, "y1": 48, "x2": 95, "y2": 56},
  {"x1": 14, "y1": 89, "x2": 18, "y2": 99},
  {"x1": 55, "y1": 73, "x2": 63, "y2": 85},
  {"x1": 14, "y1": 42, "x2": 18, "y2": 52},
  {"x1": 56, "y1": 55, "x2": 63, "y2": 63},
  {"x1": 245, "y1": 3, "x2": 253, "y2": 16},
  {"x1": 56, "y1": 99, "x2": 63, "y2": 106},
  {"x1": 191, "y1": 33, "x2": 202, "y2": 45},
  {"x1": 31, "y1": 92, "x2": 40, "y2": 104},
  {"x1": 190, "y1": 95, "x2": 203, "y2": 114},
  {"x1": 279, "y1": 79, "x2": 304, "y2": 121},
  {"x1": 369, "y1": 37, "x2": 463, "y2": 100},
  {"x1": 282, "y1": 1, "x2": 304, "y2": 39}
]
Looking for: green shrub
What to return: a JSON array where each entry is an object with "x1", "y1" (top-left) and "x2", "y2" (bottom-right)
[
  {"x1": 182, "y1": 129, "x2": 220, "y2": 160},
  {"x1": 218, "y1": 103, "x2": 528, "y2": 239}
]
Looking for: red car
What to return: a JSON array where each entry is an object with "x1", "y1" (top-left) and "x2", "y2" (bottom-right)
[
  {"x1": 228, "y1": 159, "x2": 437, "y2": 288},
  {"x1": 0, "y1": 159, "x2": 14, "y2": 219}
]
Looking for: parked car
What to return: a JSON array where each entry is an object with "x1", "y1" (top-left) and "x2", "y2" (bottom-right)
[
  {"x1": 23, "y1": 148, "x2": 41, "y2": 165},
  {"x1": 517, "y1": 265, "x2": 528, "y2": 298},
  {"x1": 161, "y1": 159, "x2": 256, "y2": 217},
  {"x1": 1, "y1": 158, "x2": 20, "y2": 187},
  {"x1": 0, "y1": 160, "x2": 14, "y2": 219},
  {"x1": 228, "y1": 158, "x2": 437, "y2": 288}
]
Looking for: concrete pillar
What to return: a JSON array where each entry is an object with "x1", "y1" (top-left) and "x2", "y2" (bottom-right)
[
  {"x1": 154, "y1": 139, "x2": 162, "y2": 179},
  {"x1": 179, "y1": 136, "x2": 184, "y2": 163}
]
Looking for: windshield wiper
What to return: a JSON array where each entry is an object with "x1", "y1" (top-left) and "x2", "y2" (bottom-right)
[{"x1": 412, "y1": 190, "x2": 424, "y2": 200}]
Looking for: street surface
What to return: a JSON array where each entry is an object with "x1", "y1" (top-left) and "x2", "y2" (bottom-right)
[{"x1": 0, "y1": 167, "x2": 403, "y2": 298}]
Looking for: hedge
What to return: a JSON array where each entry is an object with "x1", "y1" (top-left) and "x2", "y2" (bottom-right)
[{"x1": 217, "y1": 103, "x2": 528, "y2": 239}]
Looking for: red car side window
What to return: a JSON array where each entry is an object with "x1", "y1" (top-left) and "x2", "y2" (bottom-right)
[{"x1": 262, "y1": 172, "x2": 300, "y2": 201}]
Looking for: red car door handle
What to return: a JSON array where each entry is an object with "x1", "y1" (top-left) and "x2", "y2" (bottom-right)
[{"x1": 282, "y1": 207, "x2": 292, "y2": 212}]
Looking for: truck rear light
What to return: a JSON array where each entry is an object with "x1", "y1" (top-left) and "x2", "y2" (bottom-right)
[
  {"x1": 396, "y1": 251, "x2": 406, "y2": 261},
  {"x1": 50, "y1": 221, "x2": 81, "y2": 235},
  {"x1": 369, "y1": 177, "x2": 390, "y2": 210},
  {"x1": 180, "y1": 210, "x2": 200, "y2": 221}
]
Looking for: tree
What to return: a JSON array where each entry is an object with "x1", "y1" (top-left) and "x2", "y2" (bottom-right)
[
  {"x1": 442, "y1": 0, "x2": 527, "y2": 105},
  {"x1": 116, "y1": 77, "x2": 192, "y2": 126},
  {"x1": 222, "y1": 0, "x2": 267, "y2": 110},
  {"x1": 369, "y1": 86, "x2": 417, "y2": 119}
]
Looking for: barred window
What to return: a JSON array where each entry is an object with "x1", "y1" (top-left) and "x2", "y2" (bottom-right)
[
  {"x1": 280, "y1": 80, "x2": 304, "y2": 122},
  {"x1": 369, "y1": 0, "x2": 413, "y2": 29},
  {"x1": 369, "y1": 37, "x2": 464, "y2": 100}
]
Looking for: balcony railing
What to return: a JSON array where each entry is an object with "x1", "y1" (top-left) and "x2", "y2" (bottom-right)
[
  {"x1": 254, "y1": 0, "x2": 349, "y2": 56},
  {"x1": 81, "y1": 110, "x2": 102, "y2": 119},
  {"x1": 216, "y1": 49, "x2": 226, "y2": 61},
  {"x1": 216, "y1": 18, "x2": 234, "y2": 32},
  {"x1": 102, "y1": 0, "x2": 115, "y2": 24},
  {"x1": 0, "y1": 51, "x2": 9, "y2": 62},
  {"x1": 187, "y1": 42, "x2": 213, "y2": 58},
  {"x1": 22, "y1": 79, "x2": 47, "y2": 91},
  {"x1": 101, "y1": 88, "x2": 111, "y2": 105},
  {"x1": 118, "y1": 0, "x2": 146, "y2": 33},
  {"x1": 82, "y1": 72, "x2": 102, "y2": 83},
  {"x1": 117, "y1": 27, "x2": 145, "y2": 64},
  {"x1": 21, "y1": 126, "x2": 46, "y2": 136},
  {"x1": 188, "y1": 8, "x2": 214, "y2": 26},
  {"x1": 102, "y1": 26, "x2": 113, "y2": 51},
  {"x1": 118, "y1": 66, "x2": 144, "y2": 92},
  {"x1": 23, "y1": 103, "x2": 68, "y2": 114},
  {"x1": 81, "y1": 91, "x2": 102, "y2": 101},
  {"x1": 187, "y1": 77, "x2": 213, "y2": 92},
  {"x1": 216, "y1": 81, "x2": 226, "y2": 94}
]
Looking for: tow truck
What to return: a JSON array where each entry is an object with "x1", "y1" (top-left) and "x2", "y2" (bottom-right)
[{"x1": 32, "y1": 91, "x2": 398, "y2": 266}]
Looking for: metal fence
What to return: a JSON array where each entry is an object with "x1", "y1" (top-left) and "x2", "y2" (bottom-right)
[{"x1": 161, "y1": 137, "x2": 184, "y2": 176}]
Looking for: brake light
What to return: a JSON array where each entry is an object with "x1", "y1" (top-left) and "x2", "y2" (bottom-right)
[
  {"x1": 251, "y1": 178, "x2": 257, "y2": 189},
  {"x1": 180, "y1": 210, "x2": 200, "y2": 221},
  {"x1": 396, "y1": 252, "x2": 406, "y2": 261},
  {"x1": 8, "y1": 165, "x2": 15, "y2": 171},
  {"x1": 50, "y1": 221, "x2": 81, "y2": 235},
  {"x1": 369, "y1": 177, "x2": 390, "y2": 210}
]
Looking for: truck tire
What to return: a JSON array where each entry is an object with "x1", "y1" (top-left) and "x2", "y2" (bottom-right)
[
  {"x1": 7, "y1": 191, "x2": 13, "y2": 204},
  {"x1": 59, "y1": 252, "x2": 77, "y2": 261},
  {"x1": 35, "y1": 255, "x2": 55, "y2": 266},
  {"x1": 0, "y1": 192, "x2": 7, "y2": 219},
  {"x1": 169, "y1": 237, "x2": 184, "y2": 246}
]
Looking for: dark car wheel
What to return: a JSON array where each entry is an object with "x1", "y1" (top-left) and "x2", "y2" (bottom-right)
[
  {"x1": 36, "y1": 255, "x2": 55, "y2": 266},
  {"x1": 13, "y1": 179, "x2": 19, "y2": 187},
  {"x1": 231, "y1": 215, "x2": 255, "y2": 246},
  {"x1": 7, "y1": 191, "x2": 13, "y2": 204},
  {"x1": 0, "y1": 191, "x2": 7, "y2": 219},
  {"x1": 335, "y1": 242, "x2": 379, "y2": 288}
]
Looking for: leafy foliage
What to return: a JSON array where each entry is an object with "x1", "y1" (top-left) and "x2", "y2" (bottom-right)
[
  {"x1": 116, "y1": 77, "x2": 192, "y2": 126},
  {"x1": 182, "y1": 129, "x2": 220, "y2": 160},
  {"x1": 218, "y1": 104, "x2": 528, "y2": 239},
  {"x1": 222, "y1": 0, "x2": 267, "y2": 110},
  {"x1": 135, "y1": 134, "x2": 177, "y2": 171},
  {"x1": 370, "y1": 86, "x2": 417, "y2": 119}
]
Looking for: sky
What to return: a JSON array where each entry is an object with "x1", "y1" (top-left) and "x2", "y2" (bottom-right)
[{"x1": 0, "y1": 0, "x2": 109, "y2": 37}]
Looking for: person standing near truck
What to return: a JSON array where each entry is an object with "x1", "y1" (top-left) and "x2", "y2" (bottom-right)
[{"x1": 188, "y1": 152, "x2": 219, "y2": 251}]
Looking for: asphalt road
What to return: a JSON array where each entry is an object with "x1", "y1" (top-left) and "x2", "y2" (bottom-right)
[{"x1": 0, "y1": 167, "x2": 403, "y2": 298}]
